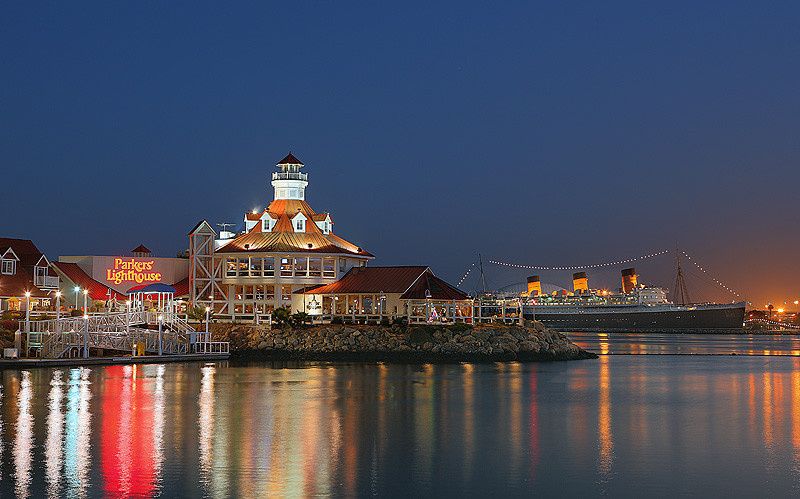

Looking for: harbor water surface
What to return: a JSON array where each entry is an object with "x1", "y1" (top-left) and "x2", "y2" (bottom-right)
[{"x1": 3, "y1": 334, "x2": 800, "y2": 497}]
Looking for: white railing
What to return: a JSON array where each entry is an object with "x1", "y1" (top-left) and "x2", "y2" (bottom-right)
[
  {"x1": 193, "y1": 341, "x2": 230, "y2": 354},
  {"x1": 271, "y1": 172, "x2": 307, "y2": 181},
  {"x1": 20, "y1": 308, "x2": 229, "y2": 359}
]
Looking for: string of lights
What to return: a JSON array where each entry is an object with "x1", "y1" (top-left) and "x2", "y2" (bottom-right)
[
  {"x1": 681, "y1": 251, "x2": 741, "y2": 298},
  {"x1": 457, "y1": 263, "x2": 475, "y2": 288},
  {"x1": 487, "y1": 250, "x2": 670, "y2": 271}
]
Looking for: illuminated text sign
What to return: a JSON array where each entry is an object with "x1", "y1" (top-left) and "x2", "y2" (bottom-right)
[{"x1": 106, "y1": 258, "x2": 163, "y2": 285}]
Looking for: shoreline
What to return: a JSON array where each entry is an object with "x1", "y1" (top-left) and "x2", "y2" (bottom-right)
[{"x1": 230, "y1": 347, "x2": 597, "y2": 364}]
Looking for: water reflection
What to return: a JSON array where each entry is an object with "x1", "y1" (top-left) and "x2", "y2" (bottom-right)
[
  {"x1": 7, "y1": 357, "x2": 800, "y2": 496},
  {"x1": 598, "y1": 356, "x2": 613, "y2": 482},
  {"x1": 45, "y1": 370, "x2": 64, "y2": 498},
  {"x1": 64, "y1": 368, "x2": 92, "y2": 497},
  {"x1": 14, "y1": 371, "x2": 33, "y2": 498}
]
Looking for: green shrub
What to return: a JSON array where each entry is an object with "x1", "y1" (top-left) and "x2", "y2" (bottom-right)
[
  {"x1": 291, "y1": 312, "x2": 310, "y2": 326},
  {"x1": 272, "y1": 307, "x2": 292, "y2": 326}
]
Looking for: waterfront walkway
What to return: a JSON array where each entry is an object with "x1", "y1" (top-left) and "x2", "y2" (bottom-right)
[{"x1": 11, "y1": 307, "x2": 229, "y2": 361}]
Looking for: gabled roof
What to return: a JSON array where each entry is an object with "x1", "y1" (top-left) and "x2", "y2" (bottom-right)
[
  {"x1": 303, "y1": 266, "x2": 430, "y2": 295},
  {"x1": 2, "y1": 247, "x2": 19, "y2": 261},
  {"x1": 131, "y1": 244, "x2": 151, "y2": 254},
  {"x1": 0, "y1": 238, "x2": 52, "y2": 298},
  {"x1": 303, "y1": 266, "x2": 470, "y2": 300},
  {"x1": 277, "y1": 152, "x2": 304, "y2": 166},
  {"x1": 400, "y1": 271, "x2": 470, "y2": 300},
  {"x1": 188, "y1": 220, "x2": 217, "y2": 236},
  {"x1": 0, "y1": 238, "x2": 47, "y2": 267},
  {"x1": 51, "y1": 262, "x2": 127, "y2": 301}
]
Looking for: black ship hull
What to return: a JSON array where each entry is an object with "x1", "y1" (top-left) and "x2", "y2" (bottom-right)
[{"x1": 523, "y1": 304, "x2": 746, "y2": 332}]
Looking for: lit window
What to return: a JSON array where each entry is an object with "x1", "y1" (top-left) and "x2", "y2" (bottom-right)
[{"x1": 2, "y1": 260, "x2": 15, "y2": 275}]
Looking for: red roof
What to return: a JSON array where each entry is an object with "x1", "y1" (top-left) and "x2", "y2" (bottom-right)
[
  {"x1": 131, "y1": 244, "x2": 151, "y2": 254},
  {"x1": 52, "y1": 262, "x2": 128, "y2": 301},
  {"x1": 221, "y1": 197, "x2": 372, "y2": 257},
  {"x1": 304, "y1": 266, "x2": 469, "y2": 300},
  {"x1": 400, "y1": 272, "x2": 470, "y2": 300},
  {"x1": 172, "y1": 277, "x2": 189, "y2": 297},
  {"x1": 277, "y1": 152, "x2": 303, "y2": 165},
  {"x1": 0, "y1": 238, "x2": 52, "y2": 298}
]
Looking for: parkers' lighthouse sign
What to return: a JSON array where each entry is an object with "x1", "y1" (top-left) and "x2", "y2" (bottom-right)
[{"x1": 105, "y1": 258, "x2": 163, "y2": 285}]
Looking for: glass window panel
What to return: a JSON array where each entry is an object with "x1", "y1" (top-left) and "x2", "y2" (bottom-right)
[
  {"x1": 294, "y1": 257, "x2": 308, "y2": 276},
  {"x1": 280, "y1": 258, "x2": 292, "y2": 277},
  {"x1": 250, "y1": 258, "x2": 263, "y2": 277},
  {"x1": 226, "y1": 258, "x2": 237, "y2": 277},
  {"x1": 264, "y1": 257, "x2": 275, "y2": 276},
  {"x1": 309, "y1": 258, "x2": 322, "y2": 277},
  {"x1": 323, "y1": 258, "x2": 335, "y2": 278}
]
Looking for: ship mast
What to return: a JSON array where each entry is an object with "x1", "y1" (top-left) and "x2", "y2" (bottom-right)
[
  {"x1": 478, "y1": 253, "x2": 487, "y2": 294},
  {"x1": 674, "y1": 246, "x2": 691, "y2": 305}
]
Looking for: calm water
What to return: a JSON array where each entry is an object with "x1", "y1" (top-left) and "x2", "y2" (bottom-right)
[{"x1": 3, "y1": 340, "x2": 800, "y2": 497}]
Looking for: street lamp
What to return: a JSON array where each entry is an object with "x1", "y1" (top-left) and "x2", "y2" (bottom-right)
[
  {"x1": 82, "y1": 288, "x2": 88, "y2": 315},
  {"x1": 74, "y1": 286, "x2": 80, "y2": 309},
  {"x1": 158, "y1": 314, "x2": 164, "y2": 356},
  {"x1": 83, "y1": 313, "x2": 89, "y2": 358},
  {"x1": 24, "y1": 291, "x2": 31, "y2": 335},
  {"x1": 205, "y1": 306, "x2": 210, "y2": 335},
  {"x1": 55, "y1": 291, "x2": 62, "y2": 322}
]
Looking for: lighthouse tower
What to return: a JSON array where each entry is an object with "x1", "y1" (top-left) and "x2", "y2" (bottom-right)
[{"x1": 271, "y1": 153, "x2": 308, "y2": 200}]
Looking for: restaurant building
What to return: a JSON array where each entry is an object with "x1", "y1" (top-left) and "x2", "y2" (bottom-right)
[
  {"x1": 295, "y1": 266, "x2": 472, "y2": 322},
  {"x1": 0, "y1": 238, "x2": 60, "y2": 312},
  {"x1": 53, "y1": 245, "x2": 189, "y2": 309},
  {"x1": 189, "y1": 153, "x2": 374, "y2": 318}
]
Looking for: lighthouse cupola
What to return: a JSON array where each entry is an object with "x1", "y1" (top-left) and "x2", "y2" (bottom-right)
[{"x1": 271, "y1": 152, "x2": 308, "y2": 200}]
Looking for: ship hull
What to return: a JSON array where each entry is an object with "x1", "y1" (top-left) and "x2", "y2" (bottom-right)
[{"x1": 523, "y1": 303, "x2": 746, "y2": 332}]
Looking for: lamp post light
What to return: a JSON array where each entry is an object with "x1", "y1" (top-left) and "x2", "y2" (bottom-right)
[
  {"x1": 83, "y1": 313, "x2": 89, "y2": 359},
  {"x1": 74, "y1": 286, "x2": 80, "y2": 310},
  {"x1": 158, "y1": 314, "x2": 164, "y2": 356},
  {"x1": 83, "y1": 289, "x2": 88, "y2": 315},
  {"x1": 205, "y1": 306, "x2": 210, "y2": 335},
  {"x1": 55, "y1": 291, "x2": 61, "y2": 321},
  {"x1": 24, "y1": 291, "x2": 31, "y2": 338}
]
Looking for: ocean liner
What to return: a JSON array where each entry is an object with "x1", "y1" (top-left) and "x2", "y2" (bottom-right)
[{"x1": 518, "y1": 268, "x2": 746, "y2": 332}]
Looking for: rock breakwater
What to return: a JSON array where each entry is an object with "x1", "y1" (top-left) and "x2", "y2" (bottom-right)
[{"x1": 210, "y1": 321, "x2": 597, "y2": 362}]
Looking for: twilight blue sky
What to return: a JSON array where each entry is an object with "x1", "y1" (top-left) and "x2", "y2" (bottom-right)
[{"x1": 2, "y1": 1, "x2": 799, "y2": 305}]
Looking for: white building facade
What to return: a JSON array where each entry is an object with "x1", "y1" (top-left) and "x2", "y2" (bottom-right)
[{"x1": 189, "y1": 153, "x2": 373, "y2": 319}]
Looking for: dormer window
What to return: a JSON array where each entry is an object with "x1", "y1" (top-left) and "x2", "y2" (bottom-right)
[
  {"x1": 295, "y1": 219, "x2": 305, "y2": 232},
  {"x1": 1, "y1": 259, "x2": 15, "y2": 275},
  {"x1": 263, "y1": 219, "x2": 271, "y2": 232}
]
